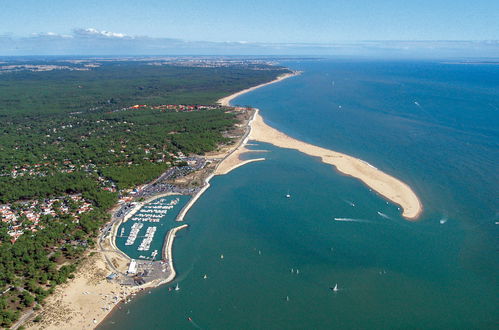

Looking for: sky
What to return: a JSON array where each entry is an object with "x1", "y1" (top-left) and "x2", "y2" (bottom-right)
[{"x1": 1, "y1": 0, "x2": 498, "y2": 56}]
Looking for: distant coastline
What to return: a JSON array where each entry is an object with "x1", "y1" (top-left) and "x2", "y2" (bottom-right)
[{"x1": 217, "y1": 71, "x2": 300, "y2": 107}]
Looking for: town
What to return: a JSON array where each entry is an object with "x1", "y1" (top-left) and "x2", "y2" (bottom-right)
[{"x1": 0, "y1": 195, "x2": 93, "y2": 243}]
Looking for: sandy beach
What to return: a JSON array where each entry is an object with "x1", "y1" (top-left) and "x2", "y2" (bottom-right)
[
  {"x1": 26, "y1": 224, "x2": 188, "y2": 330},
  {"x1": 176, "y1": 107, "x2": 265, "y2": 222},
  {"x1": 214, "y1": 110, "x2": 266, "y2": 176},
  {"x1": 25, "y1": 214, "x2": 187, "y2": 330},
  {"x1": 26, "y1": 252, "x2": 136, "y2": 330}
]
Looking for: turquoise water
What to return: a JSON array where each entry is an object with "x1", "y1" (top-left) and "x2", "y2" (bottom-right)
[
  {"x1": 115, "y1": 195, "x2": 190, "y2": 260},
  {"x1": 101, "y1": 60, "x2": 498, "y2": 329}
]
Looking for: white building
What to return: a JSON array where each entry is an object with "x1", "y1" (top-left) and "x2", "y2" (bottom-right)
[{"x1": 127, "y1": 259, "x2": 137, "y2": 274}]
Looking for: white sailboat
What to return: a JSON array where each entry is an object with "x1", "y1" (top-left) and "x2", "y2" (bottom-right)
[
  {"x1": 175, "y1": 283, "x2": 180, "y2": 291},
  {"x1": 220, "y1": 254, "x2": 224, "y2": 259},
  {"x1": 286, "y1": 190, "x2": 291, "y2": 198},
  {"x1": 203, "y1": 274, "x2": 208, "y2": 279},
  {"x1": 332, "y1": 283, "x2": 339, "y2": 292}
]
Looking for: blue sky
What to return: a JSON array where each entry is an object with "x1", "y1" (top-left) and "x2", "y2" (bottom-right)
[
  {"x1": 1, "y1": 0, "x2": 498, "y2": 56},
  {"x1": 2, "y1": 0, "x2": 498, "y2": 42}
]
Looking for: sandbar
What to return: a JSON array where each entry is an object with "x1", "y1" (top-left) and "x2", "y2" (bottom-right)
[{"x1": 248, "y1": 111, "x2": 422, "y2": 219}]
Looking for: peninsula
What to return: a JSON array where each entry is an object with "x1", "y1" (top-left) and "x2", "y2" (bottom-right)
[{"x1": 217, "y1": 72, "x2": 422, "y2": 220}]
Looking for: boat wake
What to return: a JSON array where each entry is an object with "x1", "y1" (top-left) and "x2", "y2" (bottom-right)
[
  {"x1": 188, "y1": 317, "x2": 202, "y2": 329},
  {"x1": 413, "y1": 100, "x2": 435, "y2": 119},
  {"x1": 333, "y1": 218, "x2": 372, "y2": 224},
  {"x1": 377, "y1": 211, "x2": 392, "y2": 220},
  {"x1": 343, "y1": 200, "x2": 356, "y2": 207}
]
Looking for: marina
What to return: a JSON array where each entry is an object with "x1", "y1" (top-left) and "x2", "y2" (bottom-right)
[
  {"x1": 138, "y1": 226, "x2": 157, "y2": 251},
  {"x1": 115, "y1": 195, "x2": 190, "y2": 260},
  {"x1": 125, "y1": 223, "x2": 143, "y2": 246},
  {"x1": 129, "y1": 198, "x2": 180, "y2": 223}
]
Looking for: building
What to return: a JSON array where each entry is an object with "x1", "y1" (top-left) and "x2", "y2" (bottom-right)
[{"x1": 127, "y1": 259, "x2": 137, "y2": 274}]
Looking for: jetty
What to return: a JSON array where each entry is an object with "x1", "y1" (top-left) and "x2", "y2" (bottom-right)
[{"x1": 160, "y1": 224, "x2": 189, "y2": 284}]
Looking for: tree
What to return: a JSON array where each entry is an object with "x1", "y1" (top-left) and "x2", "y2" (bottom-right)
[{"x1": 21, "y1": 291, "x2": 35, "y2": 307}]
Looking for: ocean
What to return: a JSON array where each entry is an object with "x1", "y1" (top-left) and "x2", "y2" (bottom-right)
[{"x1": 100, "y1": 59, "x2": 499, "y2": 329}]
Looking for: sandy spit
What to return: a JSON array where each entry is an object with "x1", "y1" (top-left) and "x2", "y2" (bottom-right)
[
  {"x1": 217, "y1": 70, "x2": 422, "y2": 219},
  {"x1": 248, "y1": 111, "x2": 422, "y2": 219},
  {"x1": 216, "y1": 69, "x2": 422, "y2": 219}
]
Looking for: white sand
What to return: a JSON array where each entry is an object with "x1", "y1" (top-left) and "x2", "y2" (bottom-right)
[{"x1": 27, "y1": 221, "x2": 188, "y2": 329}]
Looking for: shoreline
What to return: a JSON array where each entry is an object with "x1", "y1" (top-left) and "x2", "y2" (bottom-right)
[
  {"x1": 25, "y1": 96, "x2": 265, "y2": 328},
  {"x1": 26, "y1": 68, "x2": 421, "y2": 329},
  {"x1": 27, "y1": 204, "x2": 189, "y2": 330},
  {"x1": 176, "y1": 105, "x2": 261, "y2": 222}
]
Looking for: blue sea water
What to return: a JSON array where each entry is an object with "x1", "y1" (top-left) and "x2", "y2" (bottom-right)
[{"x1": 100, "y1": 60, "x2": 499, "y2": 329}]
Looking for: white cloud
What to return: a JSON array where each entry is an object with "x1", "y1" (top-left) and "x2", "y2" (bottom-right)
[
  {"x1": 31, "y1": 32, "x2": 73, "y2": 38},
  {"x1": 73, "y1": 28, "x2": 130, "y2": 38},
  {"x1": 2, "y1": 29, "x2": 498, "y2": 57}
]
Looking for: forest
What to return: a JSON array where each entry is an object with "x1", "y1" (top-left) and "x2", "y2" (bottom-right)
[{"x1": 0, "y1": 58, "x2": 289, "y2": 327}]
